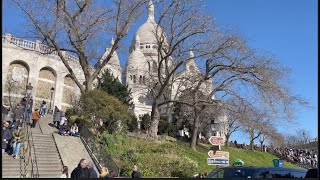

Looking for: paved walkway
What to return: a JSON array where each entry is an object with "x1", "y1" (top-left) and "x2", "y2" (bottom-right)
[{"x1": 38, "y1": 115, "x2": 99, "y2": 174}]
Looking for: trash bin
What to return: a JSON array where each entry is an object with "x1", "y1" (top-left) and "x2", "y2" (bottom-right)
[{"x1": 273, "y1": 159, "x2": 284, "y2": 167}]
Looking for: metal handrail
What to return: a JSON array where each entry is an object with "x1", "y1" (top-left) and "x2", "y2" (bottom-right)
[
  {"x1": 18, "y1": 97, "x2": 39, "y2": 178},
  {"x1": 79, "y1": 123, "x2": 120, "y2": 175},
  {"x1": 29, "y1": 126, "x2": 39, "y2": 177}
]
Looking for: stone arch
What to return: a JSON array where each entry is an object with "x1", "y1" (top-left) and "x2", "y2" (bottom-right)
[
  {"x1": 4, "y1": 60, "x2": 30, "y2": 107},
  {"x1": 62, "y1": 74, "x2": 77, "y2": 111},
  {"x1": 35, "y1": 66, "x2": 57, "y2": 110}
]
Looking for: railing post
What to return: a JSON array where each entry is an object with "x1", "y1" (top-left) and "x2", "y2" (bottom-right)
[
  {"x1": 35, "y1": 40, "x2": 41, "y2": 51},
  {"x1": 5, "y1": 33, "x2": 12, "y2": 43}
]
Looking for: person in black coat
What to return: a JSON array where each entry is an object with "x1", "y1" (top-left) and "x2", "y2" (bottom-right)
[
  {"x1": 53, "y1": 106, "x2": 61, "y2": 128},
  {"x1": 71, "y1": 159, "x2": 89, "y2": 178},
  {"x1": 87, "y1": 162, "x2": 98, "y2": 178},
  {"x1": 11, "y1": 104, "x2": 22, "y2": 122},
  {"x1": 132, "y1": 165, "x2": 142, "y2": 178},
  {"x1": 2, "y1": 121, "x2": 11, "y2": 154}
]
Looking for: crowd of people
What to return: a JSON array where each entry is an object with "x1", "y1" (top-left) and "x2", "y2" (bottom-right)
[
  {"x1": 52, "y1": 106, "x2": 80, "y2": 137},
  {"x1": 270, "y1": 146, "x2": 318, "y2": 168},
  {"x1": 61, "y1": 158, "x2": 141, "y2": 178}
]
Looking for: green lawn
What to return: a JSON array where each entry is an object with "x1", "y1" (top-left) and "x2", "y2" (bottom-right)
[
  {"x1": 106, "y1": 135, "x2": 302, "y2": 176},
  {"x1": 176, "y1": 141, "x2": 302, "y2": 174}
]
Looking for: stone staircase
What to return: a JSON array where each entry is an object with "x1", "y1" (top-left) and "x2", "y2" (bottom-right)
[
  {"x1": 30, "y1": 123, "x2": 63, "y2": 178},
  {"x1": 2, "y1": 122, "x2": 63, "y2": 178},
  {"x1": 2, "y1": 152, "x2": 23, "y2": 178}
]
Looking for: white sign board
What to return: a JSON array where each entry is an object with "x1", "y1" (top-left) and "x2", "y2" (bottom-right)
[
  {"x1": 208, "y1": 151, "x2": 229, "y2": 159},
  {"x1": 207, "y1": 158, "x2": 229, "y2": 166},
  {"x1": 208, "y1": 136, "x2": 224, "y2": 146}
]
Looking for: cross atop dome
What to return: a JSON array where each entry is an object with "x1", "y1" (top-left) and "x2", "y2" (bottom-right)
[
  {"x1": 148, "y1": 0, "x2": 154, "y2": 21},
  {"x1": 110, "y1": 37, "x2": 115, "y2": 46}
]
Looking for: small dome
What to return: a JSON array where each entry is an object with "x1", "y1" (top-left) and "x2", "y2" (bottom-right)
[
  {"x1": 126, "y1": 45, "x2": 148, "y2": 72},
  {"x1": 130, "y1": 0, "x2": 167, "y2": 50},
  {"x1": 101, "y1": 48, "x2": 120, "y2": 67}
]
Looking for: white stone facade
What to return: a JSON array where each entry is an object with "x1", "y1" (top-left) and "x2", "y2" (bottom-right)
[{"x1": 2, "y1": 0, "x2": 227, "y2": 140}]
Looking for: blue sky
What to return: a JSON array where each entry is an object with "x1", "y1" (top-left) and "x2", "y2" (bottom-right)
[
  {"x1": 204, "y1": 0, "x2": 318, "y2": 143},
  {"x1": 2, "y1": 0, "x2": 318, "y2": 143}
]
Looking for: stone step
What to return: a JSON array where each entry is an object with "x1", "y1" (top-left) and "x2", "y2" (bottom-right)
[
  {"x1": 31, "y1": 152, "x2": 60, "y2": 157},
  {"x1": 32, "y1": 148, "x2": 58, "y2": 152},
  {"x1": 2, "y1": 160, "x2": 20, "y2": 165},
  {"x1": 38, "y1": 173, "x2": 62, "y2": 178},
  {"x1": 1, "y1": 176, "x2": 21, "y2": 178},
  {"x1": 32, "y1": 152, "x2": 59, "y2": 156},
  {"x1": 33, "y1": 159, "x2": 62, "y2": 164},
  {"x1": 33, "y1": 155, "x2": 60, "y2": 160},
  {"x1": 32, "y1": 135, "x2": 54, "y2": 138},
  {"x1": 32, "y1": 139, "x2": 55, "y2": 143},
  {"x1": 33, "y1": 146, "x2": 57, "y2": 150},
  {"x1": 33, "y1": 142, "x2": 57, "y2": 146},
  {"x1": 29, "y1": 165, "x2": 62, "y2": 171}
]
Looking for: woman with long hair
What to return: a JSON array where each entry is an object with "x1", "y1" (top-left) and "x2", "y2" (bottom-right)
[{"x1": 60, "y1": 166, "x2": 69, "y2": 178}]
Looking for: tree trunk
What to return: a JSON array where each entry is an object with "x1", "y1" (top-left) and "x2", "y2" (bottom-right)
[
  {"x1": 250, "y1": 138, "x2": 254, "y2": 150},
  {"x1": 148, "y1": 102, "x2": 160, "y2": 139},
  {"x1": 85, "y1": 78, "x2": 93, "y2": 92},
  {"x1": 225, "y1": 134, "x2": 230, "y2": 147},
  {"x1": 260, "y1": 142, "x2": 263, "y2": 151},
  {"x1": 166, "y1": 103, "x2": 173, "y2": 123},
  {"x1": 190, "y1": 114, "x2": 200, "y2": 150}
]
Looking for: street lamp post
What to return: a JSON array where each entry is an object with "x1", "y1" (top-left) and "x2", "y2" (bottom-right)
[
  {"x1": 48, "y1": 87, "x2": 55, "y2": 114},
  {"x1": 25, "y1": 83, "x2": 33, "y2": 126}
]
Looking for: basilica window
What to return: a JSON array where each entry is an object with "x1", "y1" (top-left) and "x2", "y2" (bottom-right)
[
  {"x1": 133, "y1": 75, "x2": 136, "y2": 83},
  {"x1": 143, "y1": 76, "x2": 145, "y2": 84},
  {"x1": 146, "y1": 45, "x2": 151, "y2": 48},
  {"x1": 130, "y1": 75, "x2": 132, "y2": 81},
  {"x1": 152, "y1": 61, "x2": 157, "y2": 71},
  {"x1": 152, "y1": 45, "x2": 157, "y2": 49},
  {"x1": 139, "y1": 75, "x2": 142, "y2": 84},
  {"x1": 140, "y1": 46, "x2": 144, "y2": 49}
]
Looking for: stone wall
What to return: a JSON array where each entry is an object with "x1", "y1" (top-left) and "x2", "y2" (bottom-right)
[
  {"x1": 2, "y1": 40, "x2": 85, "y2": 110},
  {"x1": 5, "y1": 63, "x2": 29, "y2": 96}
]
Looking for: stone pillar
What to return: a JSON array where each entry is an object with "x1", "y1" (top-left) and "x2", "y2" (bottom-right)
[
  {"x1": 35, "y1": 40, "x2": 41, "y2": 51},
  {"x1": 54, "y1": 73, "x2": 65, "y2": 110},
  {"x1": 28, "y1": 67, "x2": 40, "y2": 111},
  {"x1": 5, "y1": 33, "x2": 12, "y2": 42}
]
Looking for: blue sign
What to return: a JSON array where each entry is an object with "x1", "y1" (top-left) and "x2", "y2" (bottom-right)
[
  {"x1": 273, "y1": 159, "x2": 284, "y2": 167},
  {"x1": 207, "y1": 158, "x2": 229, "y2": 166}
]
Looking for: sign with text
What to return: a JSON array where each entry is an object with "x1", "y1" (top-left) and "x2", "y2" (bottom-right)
[
  {"x1": 208, "y1": 136, "x2": 224, "y2": 146},
  {"x1": 207, "y1": 158, "x2": 229, "y2": 166},
  {"x1": 208, "y1": 151, "x2": 229, "y2": 159}
]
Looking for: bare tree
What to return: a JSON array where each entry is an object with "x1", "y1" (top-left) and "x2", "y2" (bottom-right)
[
  {"x1": 258, "y1": 124, "x2": 277, "y2": 151},
  {"x1": 296, "y1": 128, "x2": 311, "y2": 145},
  {"x1": 11, "y1": 0, "x2": 147, "y2": 92},
  {"x1": 268, "y1": 131, "x2": 285, "y2": 148},
  {"x1": 222, "y1": 98, "x2": 246, "y2": 147},
  {"x1": 141, "y1": 0, "x2": 212, "y2": 139},
  {"x1": 285, "y1": 134, "x2": 300, "y2": 147}
]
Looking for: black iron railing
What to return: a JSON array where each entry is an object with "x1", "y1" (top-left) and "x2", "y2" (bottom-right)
[
  {"x1": 19, "y1": 97, "x2": 39, "y2": 178},
  {"x1": 79, "y1": 124, "x2": 120, "y2": 175}
]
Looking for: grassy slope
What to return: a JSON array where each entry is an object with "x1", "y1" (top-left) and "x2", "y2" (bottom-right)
[
  {"x1": 177, "y1": 141, "x2": 302, "y2": 174},
  {"x1": 108, "y1": 136, "x2": 302, "y2": 176}
]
